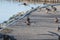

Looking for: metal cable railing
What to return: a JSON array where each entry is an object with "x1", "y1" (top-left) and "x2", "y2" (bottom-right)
[
  {"x1": 1, "y1": 3, "x2": 60, "y2": 28},
  {"x1": 0, "y1": 6, "x2": 39, "y2": 28}
]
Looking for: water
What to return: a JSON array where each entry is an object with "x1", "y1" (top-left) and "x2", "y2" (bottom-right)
[{"x1": 0, "y1": 0, "x2": 44, "y2": 23}]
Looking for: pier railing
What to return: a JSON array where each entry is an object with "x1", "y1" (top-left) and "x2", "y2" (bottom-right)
[
  {"x1": 15, "y1": 0, "x2": 60, "y2": 3},
  {"x1": 0, "y1": 5, "x2": 39, "y2": 28},
  {"x1": 1, "y1": 3, "x2": 60, "y2": 28}
]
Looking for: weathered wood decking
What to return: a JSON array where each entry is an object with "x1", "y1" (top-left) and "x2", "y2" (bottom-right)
[{"x1": 4, "y1": 6, "x2": 60, "y2": 40}]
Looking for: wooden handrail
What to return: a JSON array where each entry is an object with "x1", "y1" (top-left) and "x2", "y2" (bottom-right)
[{"x1": 16, "y1": 0, "x2": 60, "y2": 3}]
